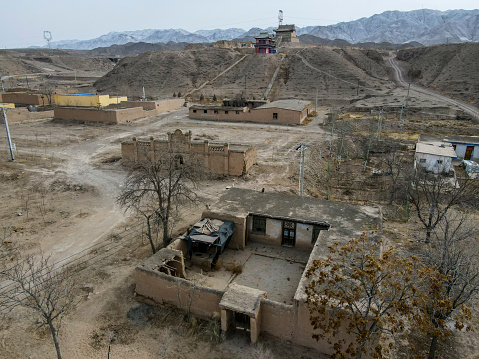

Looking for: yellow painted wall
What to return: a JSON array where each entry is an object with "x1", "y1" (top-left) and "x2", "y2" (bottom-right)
[
  {"x1": 109, "y1": 96, "x2": 128, "y2": 105},
  {"x1": 0, "y1": 103, "x2": 15, "y2": 109},
  {"x1": 54, "y1": 94, "x2": 111, "y2": 107}
]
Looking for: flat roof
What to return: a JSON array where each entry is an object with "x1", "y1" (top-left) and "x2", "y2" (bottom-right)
[
  {"x1": 190, "y1": 105, "x2": 245, "y2": 111},
  {"x1": 419, "y1": 134, "x2": 479, "y2": 146},
  {"x1": 210, "y1": 188, "x2": 380, "y2": 230},
  {"x1": 255, "y1": 99, "x2": 311, "y2": 112},
  {"x1": 219, "y1": 283, "x2": 265, "y2": 316},
  {"x1": 416, "y1": 142, "x2": 457, "y2": 157}
]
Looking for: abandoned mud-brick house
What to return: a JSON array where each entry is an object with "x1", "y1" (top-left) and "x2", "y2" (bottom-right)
[
  {"x1": 135, "y1": 188, "x2": 381, "y2": 354},
  {"x1": 121, "y1": 129, "x2": 257, "y2": 176},
  {"x1": 189, "y1": 99, "x2": 313, "y2": 125}
]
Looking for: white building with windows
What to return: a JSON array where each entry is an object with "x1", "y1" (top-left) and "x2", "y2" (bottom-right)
[{"x1": 415, "y1": 141, "x2": 457, "y2": 174}]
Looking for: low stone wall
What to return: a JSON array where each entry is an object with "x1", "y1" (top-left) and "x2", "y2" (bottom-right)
[
  {"x1": 135, "y1": 266, "x2": 224, "y2": 318},
  {"x1": 1, "y1": 93, "x2": 49, "y2": 106},
  {"x1": 110, "y1": 98, "x2": 185, "y2": 113},
  {"x1": 54, "y1": 107, "x2": 147, "y2": 124},
  {"x1": 0, "y1": 108, "x2": 54, "y2": 124},
  {"x1": 260, "y1": 299, "x2": 295, "y2": 339}
]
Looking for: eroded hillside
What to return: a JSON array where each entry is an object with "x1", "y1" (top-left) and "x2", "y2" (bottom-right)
[
  {"x1": 397, "y1": 43, "x2": 479, "y2": 106},
  {"x1": 94, "y1": 48, "x2": 243, "y2": 98},
  {"x1": 93, "y1": 46, "x2": 394, "y2": 103}
]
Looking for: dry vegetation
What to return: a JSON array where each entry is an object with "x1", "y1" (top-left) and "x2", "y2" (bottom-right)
[{"x1": 1, "y1": 41, "x2": 479, "y2": 358}]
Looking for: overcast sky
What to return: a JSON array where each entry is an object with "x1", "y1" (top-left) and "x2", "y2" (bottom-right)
[{"x1": 2, "y1": 0, "x2": 478, "y2": 48}]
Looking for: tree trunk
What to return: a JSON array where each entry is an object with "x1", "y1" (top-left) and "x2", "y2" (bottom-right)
[
  {"x1": 428, "y1": 335, "x2": 438, "y2": 359},
  {"x1": 146, "y1": 216, "x2": 156, "y2": 254},
  {"x1": 426, "y1": 228, "x2": 432, "y2": 243},
  {"x1": 47, "y1": 318, "x2": 62, "y2": 359},
  {"x1": 162, "y1": 220, "x2": 169, "y2": 248}
]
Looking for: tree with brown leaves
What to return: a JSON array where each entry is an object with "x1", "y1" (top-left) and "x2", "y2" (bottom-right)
[{"x1": 305, "y1": 233, "x2": 424, "y2": 358}]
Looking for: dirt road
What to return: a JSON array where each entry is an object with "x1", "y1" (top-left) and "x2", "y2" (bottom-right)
[{"x1": 388, "y1": 54, "x2": 479, "y2": 119}]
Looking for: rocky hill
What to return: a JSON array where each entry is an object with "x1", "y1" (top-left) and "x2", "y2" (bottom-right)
[
  {"x1": 397, "y1": 42, "x2": 479, "y2": 105},
  {"x1": 93, "y1": 48, "x2": 242, "y2": 98},
  {"x1": 46, "y1": 9, "x2": 479, "y2": 50},
  {"x1": 93, "y1": 46, "x2": 393, "y2": 103}
]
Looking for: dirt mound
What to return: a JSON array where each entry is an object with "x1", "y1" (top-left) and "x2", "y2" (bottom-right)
[
  {"x1": 94, "y1": 47, "x2": 242, "y2": 98},
  {"x1": 397, "y1": 43, "x2": 479, "y2": 105}
]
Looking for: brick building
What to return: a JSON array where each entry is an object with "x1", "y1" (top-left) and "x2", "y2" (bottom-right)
[{"x1": 121, "y1": 129, "x2": 257, "y2": 176}]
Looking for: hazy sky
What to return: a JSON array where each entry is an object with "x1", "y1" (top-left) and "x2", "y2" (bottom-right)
[{"x1": 2, "y1": 0, "x2": 478, "y2": 48}]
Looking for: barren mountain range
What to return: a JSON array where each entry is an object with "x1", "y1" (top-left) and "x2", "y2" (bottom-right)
[{"x1": 46, "y1": 9, "x2": 479, "y2": 50}]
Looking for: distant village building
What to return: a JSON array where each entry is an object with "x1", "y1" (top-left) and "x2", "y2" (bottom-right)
[
  {"x1": 418, "y1": 134, "x2": 479, "y2": 161},
  {"x1": 273, "y1": 24, "x2": 299, "y2": 43},
  {"x1": 121, "y1": 129, "x2": 257, "y2": 176},
  {"x1": 254, "y1": 32, "x2": 276, "y2": 54},
  {"x1": 189, "y1": 99, "x2": 312, "y2": 125},
  {"x1": 415, "y1": 140, "x2": 456, "y2": 174}
]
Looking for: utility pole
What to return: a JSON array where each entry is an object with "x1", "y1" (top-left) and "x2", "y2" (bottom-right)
[
  {"x1": 315, "y1": 88, "x2": 318, "y2": 112},
  {"x1": 1, "y1": 78, "x2": 4, "y2": 92},
  {"x1": 2, "y1": 108, "x2": 15, "y2": 161},
  {"x1": 296, "y1": 143, "x2": 308, "y2": 197},
  {"x1": 377, "y1": 108, "x2": 383, "y2": 141},
  {"x1": 356, "y1": 79, "x2": 360, "y2": 96},
  {"x1": 405, "y1": 82, "x2": 410, "y2": 107}
]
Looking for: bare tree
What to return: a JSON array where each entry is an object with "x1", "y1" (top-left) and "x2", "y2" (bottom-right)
[
  {"x1": 305, "y1": 233, "x2": 423, "y2": 358},
  {"x1": 380, "y1": 150, "x2": 410, "y2": 205},
  {"x1": 40, "y1": 82, "x2": 55, "y2": 106},
  {"x1": 408, "y1": 171, "x2": 475, "y2": 242},
  {"x1": 118, "y1": 146, "x2": 205, "y2": 248},
  {"x1": 0, "y1": 255, "x2": 75, "y2": 359},
  {"x1": 415, "y1": 211, "x2": 479, "y2": 359}
]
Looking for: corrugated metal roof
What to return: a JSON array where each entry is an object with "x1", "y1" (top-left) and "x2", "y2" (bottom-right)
[
  {"x1": 256, "y1": 99, "x2": 311, "y2": 112},
  {"x1": 415, "y1": 142, "x2": 457, "y2": 157}
]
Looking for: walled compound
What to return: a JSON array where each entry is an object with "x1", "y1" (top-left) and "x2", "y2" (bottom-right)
[
  {"x1": 135, "y1": 188, "x2": 381, "y2": 354},
  {"x1": 53, "y1": 98, "x2": 185, "y2": 124},
  {"x1": 189, "y1": 99, "x2": 313, "y2": 125},
  {"x1": 122, "y1": 129, "x2": 257, "y2": 176}
]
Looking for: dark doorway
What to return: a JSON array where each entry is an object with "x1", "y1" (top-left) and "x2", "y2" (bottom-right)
[
  {"x1": 282, "y1": 220, "x2": 296, "y2": 247},
  {"x1": 465, "y1": 146, "x2": 474, "y2": 160},
  {"x1": 234, "y1": 312, "x2": 250, "y2": 331}
]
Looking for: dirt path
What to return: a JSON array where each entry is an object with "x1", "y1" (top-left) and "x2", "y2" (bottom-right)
[{"x1": 388, "y1": 54, "x2": 479, "y2": 119}]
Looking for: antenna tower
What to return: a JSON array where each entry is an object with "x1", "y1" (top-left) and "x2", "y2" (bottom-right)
[
  {"x1": 278, "y1": 10, "x2": 283, "y2": 27},
  {"x1": 43, "y1": 31, "x2": 53, "y2": 48}
]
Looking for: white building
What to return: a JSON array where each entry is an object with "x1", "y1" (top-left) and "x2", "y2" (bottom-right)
[
  {"x1": 415, "y1": 141, "x2": 457, "y2": 174},
  {"x1": 418, "y1": 134, "x2": 479, "y2": 161}
]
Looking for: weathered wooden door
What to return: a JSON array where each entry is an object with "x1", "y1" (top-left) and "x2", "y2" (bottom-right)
[
  {"x1": 465, "y1": 146, "x2": 474, "y2": 160},
  {"x1": 282, "y1": 220, "x2": 296, "y2": 247}
]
